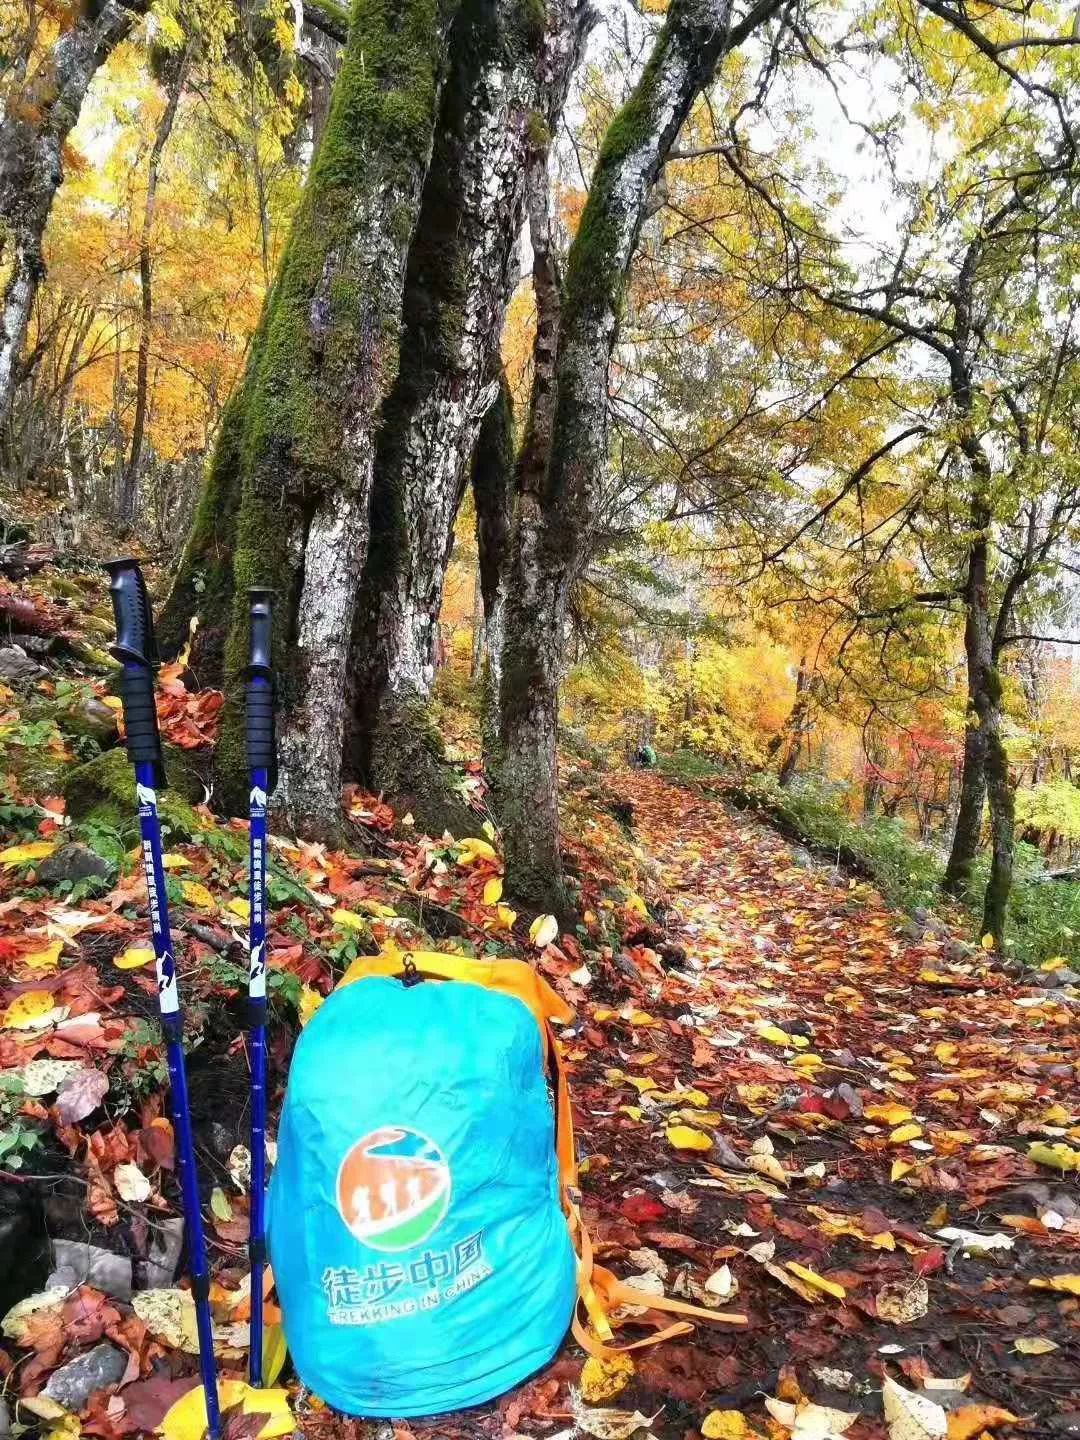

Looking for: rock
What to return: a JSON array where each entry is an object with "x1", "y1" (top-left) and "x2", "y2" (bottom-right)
[
  {"x1": 37, "y1": 843, "x2": 112, "y2": 886},
  {"x1": 0, "y1": 1395, "x2": 9, "y2": 1438},
  {"x1": 141, "y1": 1217, "x2": 184, "y2": 1289},
  {"x1": 941, "y1": 938, "x2": 974, "y2": 964},
  {"x1": 41, "y1": 1343, "x2": 126, "y2": 1409},
  {"x1": 48, "y1": 1241, "x2": 132, "y2": 1301},
  {"x1": 1056, "y1": 969, "x2": 1080, "y2": 988},
  {"x1": 1035, "y1": 970, "x2": 1063, "y2": 989},
  {"x1": 58, "y1": 695, "x2": 119, "y2": 743},
  {"x1": 0, "y1": 645, "x2": 48, "y2": 685},
  {"x1": 788, "y1": 845, "x2": 814, "y2": 868}
]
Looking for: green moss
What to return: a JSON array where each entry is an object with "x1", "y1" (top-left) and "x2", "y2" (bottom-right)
[
  {"x1": 369, "y1": 691, "x2": 483, "y2": 838},
  {"x1": 63, "y1": 747, "x2": 205, "y2": 841}
]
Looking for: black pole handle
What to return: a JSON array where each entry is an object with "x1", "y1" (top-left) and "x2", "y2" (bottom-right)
[
  {"x1": 103, "y1": 558, "x2": 166, "y2": 789},
  {"x1": 243, "y1": 588, "x2": 276, "y2": 790}
]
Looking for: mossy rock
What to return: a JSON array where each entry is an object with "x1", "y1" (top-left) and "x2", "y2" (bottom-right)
[{"x1": 62, "y1": 746, "x2": 206, "y2": 841}]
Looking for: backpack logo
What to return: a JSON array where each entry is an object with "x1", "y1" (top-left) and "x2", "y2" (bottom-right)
[{"x1": 337, "y1": 1126, "x2": 451, "y2": 1252}]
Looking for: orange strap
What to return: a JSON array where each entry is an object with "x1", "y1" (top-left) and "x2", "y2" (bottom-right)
[{"x1": 338, "y1": 950, "x2": 747, "y2": 1350}]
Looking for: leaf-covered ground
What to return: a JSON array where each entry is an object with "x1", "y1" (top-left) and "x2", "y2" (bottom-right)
[{"x1": 2, "y1": 590, "x2": 1080, "y2": 1440}]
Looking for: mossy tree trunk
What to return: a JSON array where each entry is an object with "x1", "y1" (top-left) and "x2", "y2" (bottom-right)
[
  {"x1": 198, "y1": 0, "x2": 461, "y2": 834},
  {"x1": 494, "y1": 0, "x2": 747, "y2": 909},
  {"x1": 0, "y1": 1, "x2": 138, "y2": 430},
  {"x1": 345, "y1": 0, "x2": 589, "y2": 836}
]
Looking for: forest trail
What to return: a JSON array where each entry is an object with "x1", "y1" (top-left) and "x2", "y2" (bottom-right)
[{"x1": 546, "y1": 771, "x2": 1080, "y2": 1438}]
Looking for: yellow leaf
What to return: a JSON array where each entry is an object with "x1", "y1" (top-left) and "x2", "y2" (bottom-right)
[
  {"x1": 625, "y1": 893, "x2": 648, "y2": 918},
  {"x1": 784, "y1": 1263, "x2": 845, "y2": 1300},
  {"x1": 21, "y1": 941, "x2": 63, "y2": 972},
  {"x1": 666, "y1": 1124, "x2": 713, "y2": 1152},
  {"x1": 3, "y1": 991, "x2": 58, "y2": 1030},
  {"x1": 458, "y1": 837, "x2": 497, "y2": 863},
  {"x1": 888, "y1": 1123, "x2": 923, "y2": 1145},
  {"x1": 160, "y1": 853, "x2": 191, "y2": 869},
  {"x1": 0, "y1": 841, "x2": 57, "y2": 867},
  {"x1": 1028, "y1": 1141, "x2": 1080, "y2": 1172},
  {"x1": 891, "y1": 1159, "x2": 915, "y2": 1181},
  {"x1": 625, "y1": 1075, "x2": 658, "y2": 1094},
  {"x1": 495, "y1": 904, "x2": 517, "y2": 929},
  {"x1": 298, "y1": 988, "x2": 324, "y2": 1027},
  {"x1": 757, "y1": 1023, "x2": 795, "y2": 1046},
  {"x1": 981, "y1": 933, "x2": 996, "y2": 950},
  {"x1": 181, "y1": 881, "x2": 215, "y2": 910},
  {"x1": 529, "y1": 914, "x2": 558, "y2": 948},
  {"x1": 483, "y1": 876, "x2": 504, "y2": 905},
  {"x1": 159, "y1": 1381, "x2": 294, "y2": 1440},
  {"x1": 934, "y1": 1042, "x2": 958, "y2": 1064},
  {"x1": 701, "y1": 1413, "x2": 749, "y2": 1440},
  {"x1": 332, "y1": 908, "x2": 366, "y2": 930},
  {"x1": 866, "y1": 1102, "x2": 915, "y2": 1126},
  {"x1": 1014, "y1": 1337, "x2": 1057, "y2": 1354},
  {"x1": 1030, "y1": 1274, "x2": 1080, "y2": 1296},
  {"x1": 227, "y1": 898, "x2": 250, "y2": 921},
  {"x1": 115, "y1": 946, "x2": 155, "y2": 970},
  {"x1": 261, "y1": 1322, "x2": 288, "y2": 1385},
  {"x1": 581, "y1": 1353, "x2": 635, "y2": 1403}
]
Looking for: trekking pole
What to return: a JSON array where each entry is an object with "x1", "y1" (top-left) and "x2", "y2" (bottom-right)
[
  {"x1": 243, "y1": 589, "x2": 275, "y2": 1385},
  {"x1": 103, "y1": 559, "x2": 221, "y2": 1440}
]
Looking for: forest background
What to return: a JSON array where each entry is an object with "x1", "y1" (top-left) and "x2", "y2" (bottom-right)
[{"x1": 3, "y1": 0, "x2": 1080, "y2": 967}]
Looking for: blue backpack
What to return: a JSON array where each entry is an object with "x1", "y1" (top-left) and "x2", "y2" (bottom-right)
[{"x1": 267, "y1": 953, "x2": 578, "y2": 1416}]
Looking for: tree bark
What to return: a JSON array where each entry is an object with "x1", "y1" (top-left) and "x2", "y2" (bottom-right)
[
  {"x1": 0, "y1": 1, "x2": 138, "y2": 428},
  {"x1": 346, "y1": 0, "x2": 590, "y2": 836},
  {"x1": 472, "y1": 370, "x2": 515, "y2": 754},
  {"x1": 194, "y1": 0, "x2": 461, "y2": 833},
  {"x1": 777, "y1": 655, "x2": 811, "y2": 788},
  {"x1": 943, "y1": 530, "x2": 991, "y2": 897},
  {"x1": 118, "y1": 46, "x2": 189, "y2": 530},
  {"x1": 496, "y1": 0, "x2": 745, "y2": 908}
]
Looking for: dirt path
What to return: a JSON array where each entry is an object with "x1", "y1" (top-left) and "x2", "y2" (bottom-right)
[{"x1": 552, "y1": 772, "x2": 1080, "y2": 1437}]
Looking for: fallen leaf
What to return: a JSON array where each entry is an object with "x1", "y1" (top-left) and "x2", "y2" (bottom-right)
[
  {"x1": 133, "y1": 1288, "x2": 199, "y2": 1351},
  {"x1": 785, "y1": 1263, "x2": 845, "y2": 1300},
  {"x1": 530, "y1": 914, "x2": 559, "y2": 948},
  {"x1": 115, "y1": 945, "x2": 155, "y2": 969},
  {"x1": 54, "y1": 1067, "x2": 109, "y2": 1124},
  {"x1": 1013, "y1": 1337, "x2": 1057, "y2": 1354},
  {"x1": 1029, "y1": 1274, "x2": 1080, "y2": 1296},
  {"x1": 701, "y1": 1414, "x2": 749, "y2": 1440},
  {"x1": 298, "y1": 987, "x2": 323, "y2": 1026},
  {"x1": 581, "y1": 1353, "x2": 635, "y2": 1403},
  {"x1": 482, "y1": 877, "x2": 504, "y2": 905},
  {"x1": 21, "y1": 940, "x2": 63, "y2": 971},
  {"x1": 3, "y1": 989, "x2": 62, "y2": 1029},
  {"x1": 115, "y1": 1161, "x2": 152, "y2": 1202},
  {"x1": 946, "y1": 1406, "x2": 1017, "y2": 1440},
  {"x1": 159, "y1": 1381, "x2": 294, "y2": 1440},
  {"x1": 0, "y1": 841, "x2": 57, "y2": 866},
  {"x1": 666, "y1": 1124, "x2": 713, "y2": 1152},
  {"x1": 181, "y1": 880, "x2": 215, "y2": 910},
  {"x1": 1, "y1": 1288, "x2": 67, "y2": 1342},
  {"x1": 875, "y1": 1277, "x2": 929, "y2": 1325},
  {"x1": 882, "y1": 1377, "x2": 946, "y2": 1440},
  {"x1": 1028, "y1": 1141, "x2": 1080, "y2": 1172},
  {"x1": 571, "y1": 1391, "x2": 655, "y2": 1440}
]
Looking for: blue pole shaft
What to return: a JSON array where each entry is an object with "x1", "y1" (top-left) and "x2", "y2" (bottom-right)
[
  {"x1": 247, "y1": 740, "x2": 269, "y2": 1385},
  {"x1": 134, "y1": 758, "x2": 222, "y2": 1437}
]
